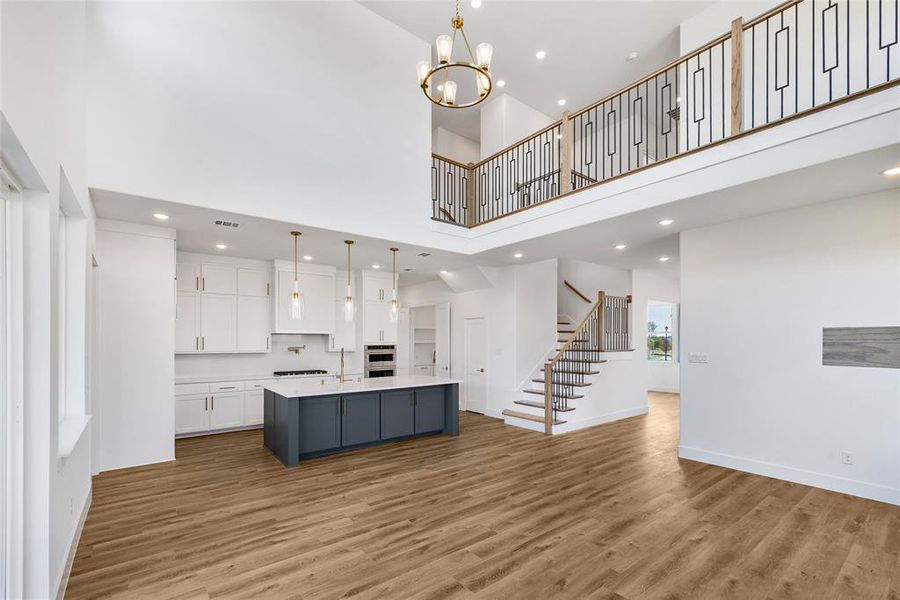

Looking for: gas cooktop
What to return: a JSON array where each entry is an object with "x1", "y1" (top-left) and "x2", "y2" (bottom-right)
[{"x1": 273, "y1": 369, "x2": 329, "y2": 377}]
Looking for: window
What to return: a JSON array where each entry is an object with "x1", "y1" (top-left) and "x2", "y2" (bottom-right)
[{"x1": 647, "y1": 301, "x2": 677, "y2": 362}]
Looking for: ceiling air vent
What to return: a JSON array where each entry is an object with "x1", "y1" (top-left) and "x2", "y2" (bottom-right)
[
  {"x1": 403, "y1": 268, "x2": 413, "y2": 272},
  {"x1": 214, "y1": 219, "x2": 240, "y2": 228},
  {"x1": 417, "y1": 252, "x2": 431, "y2": 257}
]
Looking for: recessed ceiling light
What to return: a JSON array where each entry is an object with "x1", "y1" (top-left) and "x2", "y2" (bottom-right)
[
  {"x1": 615, "y1": 243, "x2": 627, "y2": 250},
  {"x1": 470, "y1": 0, "x2": 482, "y2": 8},
  {"x1": 658, "y1": 218, "x2": 674, "y2": 226},
  {"x1": 215, "y1": 243, "x2": 227, "y2": 250},
  {"x1": 535, "y1": 50, "x2": 546, "y2": 60},
  {"x1": 627, "y1": 51, "x2": 639, "y2": 61},
  {"x1": 658, "y1": 256, "x2": 670, "y2": 262},
  {"x1": 513, "y1": 252, "x2": 523, "y2": 258},
  {"x1": 303, "y1": 255, "x2": 312, "y2": 261},
  {"x1": 372, "y1": 264, "x2": 381, "y2": 269},
  {"x1": 153, "y1": 213, "x2": 169, "y2": 220},
  {"x1": 496, "y1": 80, "x2": 506, "y2": 88},
  {"x1": 883, "y1": 166, "x2": 900, "y2": 176},
  {"x1": 557, "y1": 99, "x2": 567, "y2": 106},
  {"x1": 440, "y1": 270, "x2": 448, "y2": 274}
]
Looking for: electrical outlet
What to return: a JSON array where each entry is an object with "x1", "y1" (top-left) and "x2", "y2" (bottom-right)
[
  {"x1": 841, "y1": 450, "x2": 854, "y2": 465},
  {"x1": 688, "y1": 352, "x2": 708, "y2": 364}
]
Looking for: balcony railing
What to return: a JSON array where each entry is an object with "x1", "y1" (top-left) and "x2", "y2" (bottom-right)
[{"x1": 432, "y1": 0, "x2": 899, "y2": 227}]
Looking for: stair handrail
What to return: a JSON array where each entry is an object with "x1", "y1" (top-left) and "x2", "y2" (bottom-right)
[
  {"x1": 563, "y1": 280, "x2": 592, "y2": 304},
  {"x1": 544, "y1": 291, "x2": 606, "y2": 434}
]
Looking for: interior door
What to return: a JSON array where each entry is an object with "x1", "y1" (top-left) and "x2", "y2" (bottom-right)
[
  {"x1": 175, "y1": 292, "x2": 200, "y2": 352},
  {"x1": 464, "y1": 318, "x2": 487, "y2": 414},
  {"x1": 200, "y1": 293, "x2": 236, "y2": 352},
  {"x1": 435, "y1": 302, "x2": 450, "y2": 378}
]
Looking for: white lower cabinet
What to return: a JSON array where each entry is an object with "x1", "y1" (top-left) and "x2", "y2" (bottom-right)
[
  {"x1": 175, "y1": 393, "x2": 209, "y2": 435},
  {"x1": 244, "y1": 390, "x2": 264, "y2": 426},
  {"x1": 175, "y1": 380, "x2": 269, "y2": 436},
  {"x1": 208, "y1": 391, "x2": 244, "y2": 429}
]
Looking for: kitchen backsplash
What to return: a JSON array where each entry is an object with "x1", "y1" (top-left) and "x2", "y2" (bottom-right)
[{"x1": 174, "y1": 334, "x2": 365, "y2": 379}]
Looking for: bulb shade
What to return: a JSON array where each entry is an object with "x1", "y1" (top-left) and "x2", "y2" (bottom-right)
[
  {"x1": 416, "y1": 60, "x2": 430, "y2": 85},
  {"x1": 389, "y1": 299, "x2": 399, "y2": 323},
  {"x1": 344, "y1": 285, "x2": 354, "y2": 321},
  {"x1": 290, "y1": 283, "x2": 305, "y2": 320},
  {"x1": 475, "y1": 42, "x2": 493, "y2": 69},
  {"x1": 477, "y1": 72, "x2": 490, "y2": 97},
  {"x1": 443, "y1": 80, "x2": 458, "y2": 105},
  {"x1": 436, "y1": 34, "x2": 453, "y2": 63}
]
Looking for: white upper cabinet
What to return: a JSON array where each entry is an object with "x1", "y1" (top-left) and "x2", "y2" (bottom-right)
[
  {"x1": 176, "y1": 263, "x2": 201, "y2": 292},
  {"x1": 273, "y1": 263, "x2": 336, "y2": 334},
  {"x1": 363, "y1": 273, "x2": 393, "y2": 302},
  {"x1": 200, "y1": 263, "x2": 236, "y2": 294},
  {"x1": 361, "y1": 270, "x2": 398, "y2": 344},
  {"x1": 328, "y1": 270, "x2": 357, "y2": 352},
  {"x1": 175, "y1": 291, "x2": 201, "y2": 352},
  {"x1": 237, "y1": 296, "x2": 270, "y2": 352},
  {"x1": 237, "y1": 267, "x2": 270, "y2": 297},
  {"x1": 200, "y1": 294, "x2": 237, "y2": 352}
]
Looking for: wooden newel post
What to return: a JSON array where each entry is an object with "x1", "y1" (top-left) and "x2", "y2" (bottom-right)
[
  {"x1": 559, "y1": 111, "x2": 572, "y2": 195},
  {"x1": 466, "y1": 162, "x2": 476, "y2": 227},
  {"x1": 597, "y1": 291, "x2": 606, "y2": 352},
  {"x1": 730, "y1": 17, "x2": 743, "y2": 136}
]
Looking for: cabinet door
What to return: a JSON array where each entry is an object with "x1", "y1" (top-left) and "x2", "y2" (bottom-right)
[
  {"x1": 200, "y1": 263, "x2": 236, "y2": 294},
  {"x1": 363, "y1": 300, "x2": 390, "y2": 344},
  {"x1": 275, "y1": 270, "x2": 335, "y2": 334},
  {"x1": 175, "y1": 393, "x2": 209, "y2": 434},
  {"x1": 328, "y1": 299, "x2": 356, "y2": 352},
  {"x1": 435, "y1": 302, "x2": 450, "y2": 377},
  {"x1": 415, "y1": 387, "x2": 445, "y2": 433},
  {"x1": 176, "y1": 263, "x2": 201, "y2": 292},
  {"x1": 238, "y1": 268, "x2": 270, "y2": 297},
  {"x1": 209, "y1": 391, "x2": 244, "y2": 430},
  {"x1": 363, "y1": 276, "x2": 391, "y2": 302},
  {"x1": 200, "y1": 293, "x2": 237, "y2": 352},
  {"x1": 380, "y1": 390, "x2": 415, "y2": 440},
  {"x1": 175, "y1": 292, "x2": 200, "y2": 352},
  {"x1": 341, "y1": 393, "x2": 380, "y2": 447},
  {"x1": 237, "y1": 296, "x2": 270, "y2": 353},
  {"x1": 299, "y1": 396, "x2": 341, "y2": 454},
  {"x1": 244, "y1": 390, "x2": 264, "y2": 426}
]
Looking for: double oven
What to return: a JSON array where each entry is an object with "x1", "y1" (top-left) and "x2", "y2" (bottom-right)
[{"x1": 364, "y1": 345, "x2": 396, "y2": 378}]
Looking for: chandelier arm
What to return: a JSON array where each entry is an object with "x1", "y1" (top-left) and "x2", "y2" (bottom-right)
[{"x1": 459, "y1": 27, "x2": 477, "y2": 65}]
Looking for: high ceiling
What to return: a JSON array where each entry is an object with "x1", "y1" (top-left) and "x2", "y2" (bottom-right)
[{"x1": 361, "y1": 0, "x2": 715, "y2": 142}]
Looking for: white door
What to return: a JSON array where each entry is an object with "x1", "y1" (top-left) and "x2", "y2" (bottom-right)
[
  {"x1": 243, "y1": 390, "x2": 264, "y2": 426},
  {"x1": 175, "y1": 394, "x2": 209, "y2": 434},
  {"x1": 200, "y1": 293, "x2": 236, "y2": 352},
  {"x1": 236, "y1": 296, "x2": 270, "y2": 352},
  {"x1": 209, "y1": 391, "x2": 244, "y2": 429},
  {"x1": 237, "y1": 267, "x2": 270, "y2": 297},
  {"x1": 176, "y1": 263, "x2": 201, "y2": 292},
  {"x1": 200, "y1": 263, "x2": 236, "y2": 294},
  {"x1": 464, "y1": 318, "x2": 487, "y2": 414},
  {"x1": 435, "y1": 302, "x2": 450, "y2": 378},
  {"x1": 175, "y1": 292, "x2": 200, "y2": 352}
]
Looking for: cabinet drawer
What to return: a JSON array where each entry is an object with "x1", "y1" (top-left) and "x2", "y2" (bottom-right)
[
  {"x1": 211, "y1": 381, "x2": 244, "y2": 393},
  {"x1": 175, "y1": 383, "x2": 209, "y2": 396},
  {"x1": 245, "y1": 379, "x2": 275, "y2": 390}
]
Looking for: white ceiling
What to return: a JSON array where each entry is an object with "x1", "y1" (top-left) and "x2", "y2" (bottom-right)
[{"x1": 360, "y1": 0, "x2": 715, "y2": 142}]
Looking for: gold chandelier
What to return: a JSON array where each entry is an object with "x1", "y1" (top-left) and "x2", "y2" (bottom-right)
[{"x1": 416, "y1": 0, "x2": 493, "y2": 109}]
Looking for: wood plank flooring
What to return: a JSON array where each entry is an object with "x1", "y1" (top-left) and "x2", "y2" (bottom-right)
[{"x1": 67, "y1": 393, "x2": 900, "y2": 599}]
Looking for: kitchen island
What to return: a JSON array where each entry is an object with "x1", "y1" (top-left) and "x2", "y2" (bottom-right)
[{"x1": 264, "y1": 375, "x2": 461, "y2": 467}]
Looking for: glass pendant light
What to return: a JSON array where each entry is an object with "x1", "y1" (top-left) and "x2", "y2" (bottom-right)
[
  {"x1": 475, "y1": 42, "x2": 493, "y2": 69},
  {"x1": 442, "y1": 80, "x2": 458, "y2": 105},
  {"x1": 435, "y1": 34, "x2": 453, "y2": 64},
  {"x1": 343, "y1": 240, "x2": 355, "y2": 321},
  {"x1": 289, "y1": 231, "x2": 305, "y2": 320},
  {"x1": 389, "y1": 247, "x2": 399, "y2": 323}
]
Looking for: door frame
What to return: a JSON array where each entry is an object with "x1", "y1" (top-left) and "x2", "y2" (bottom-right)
[{"x1": 463, "y1": 316, "x2": 487, "y2": 414}]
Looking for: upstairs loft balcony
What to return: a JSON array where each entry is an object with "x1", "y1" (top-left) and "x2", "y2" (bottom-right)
[{"x1": 430, "y1": 0, "x2": 900, "y2": 228}]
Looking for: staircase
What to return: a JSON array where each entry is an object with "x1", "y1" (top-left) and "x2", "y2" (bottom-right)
[{"x1": 502, "y1": 291, "x2": 632, "y2": 434}]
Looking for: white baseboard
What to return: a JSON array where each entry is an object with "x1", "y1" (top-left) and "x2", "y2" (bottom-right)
[
  {"x1": 648, "y1": 386, "x2": 680, "y2": 394},
  {"x1": 678, "y1": 445, "x2": 900, "y2": 506},
  {"x1": 553, "y1": 405, "x2": 648, "y2": 434},
  {"x1": 57, "y1": 487, "x2": 92, "y2": 600}
]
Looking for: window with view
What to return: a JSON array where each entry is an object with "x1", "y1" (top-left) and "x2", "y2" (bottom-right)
[{"x1": 647, "y1": 301, "x2": 677, "y2": 362}]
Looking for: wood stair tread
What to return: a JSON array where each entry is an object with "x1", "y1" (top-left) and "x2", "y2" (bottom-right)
[
  {"x1": 502, "y1": 409, "x2": 566, "y2": 425},
  {"x1": 557, "y1": 358, "x2": 608, "y2": 364},
  {"x1": 523, "y1": 389, "x2": 584, "y2": 399},
  {"x1": 542, "y1": 368, "x2": 600, "y2": 375},
  {"x1": 514, "y1": 400, "x2": 576, "y2": 412},
  {"x1": 532, "y1": 379, "x2": 591, "y2": 387}
]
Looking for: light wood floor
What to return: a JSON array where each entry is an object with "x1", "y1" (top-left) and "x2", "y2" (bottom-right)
[{"x1": 67, "y1": 393, "x2": 900, "y2": 599}]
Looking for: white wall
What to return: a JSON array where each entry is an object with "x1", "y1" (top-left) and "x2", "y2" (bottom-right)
[
  {"x1": 480, "y1": 93, "x2": 555, "y2": 159},
  {"x1": 680, "y1": 191, "x2": 900, "y2": 505},
  {"x1": 557, "y1": 258, "x2": 631, "y2": 325},
  {"x1": 632, "y1": 270, "x2": 681, "y2": 394},
  {"x1": 432, "y1": 127, "x2": 480, "y2": 165},
  {"x1": 679, "y1": 0, "x2": 779, "y2": 52},
  {"x1": 86, "y1": 1, "x2": 434, "y2": 247},
  {"x1": 515, "y1": 259, "x2": 558, "y2": 386},
  {"x1": 1, "y1": 0, "x2": 94, "y2": 596},
  {"x1": 96, "y1": 220, "x2": 176, "y2": 472}
]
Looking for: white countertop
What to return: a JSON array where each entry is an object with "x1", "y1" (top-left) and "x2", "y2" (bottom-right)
[
  {"x1": 265, "y1": 375, "x2": 462, "y2": 398},
  {"x1": 174, "y1": 372, "x2": 358, "y2": 385}
]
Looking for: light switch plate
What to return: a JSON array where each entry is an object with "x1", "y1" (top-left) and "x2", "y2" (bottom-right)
[{"x1": 688, "y1": 352, "x2": 709, "y2": 364}]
